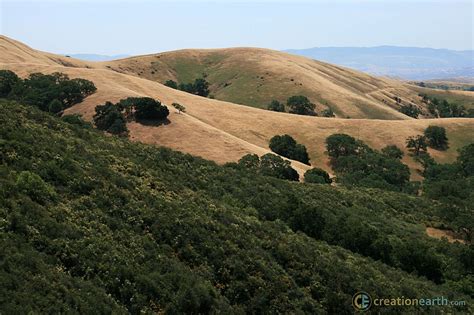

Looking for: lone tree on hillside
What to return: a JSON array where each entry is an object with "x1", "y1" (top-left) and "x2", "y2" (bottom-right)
[
  {"x1": 193, "y1": 78, "x2": 210, "y2": 97},
  {"x1": 304, "y1": 168, "x2": 332, "y2": 184},
  {"x1": 172, "y1": 102, "x2": 186, "y2": 114},
  {"x1": 287, "y1": 95, "x2": 316, "y2": 116},
  {"x1": 406, "y1": 135, "x2": 428, "y2": 156},
  {"x1": 424, "y1": 126, "x2": 448, "y2": 150},
  {"x1": 267, "y1": 100, "x2": 285, "y2": 112},
  {"x1": 269, "y1": 134, "x2": 310, "y2": 165}
]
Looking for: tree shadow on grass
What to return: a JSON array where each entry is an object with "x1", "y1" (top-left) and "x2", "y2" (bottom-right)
[{"x1": 136, "y1": 118, "x2": 171, "y2": 127}]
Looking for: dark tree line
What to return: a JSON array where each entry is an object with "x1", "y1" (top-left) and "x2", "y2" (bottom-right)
[
  {"x1": 165, "y1": 78, "x2": 210, "y2": 97},
  {"x1": 419, "y1": 93, "x2": 474, "y2": 118},
  {"x1": 0, "y1": 70, "x2": 96, "y2": 113},
  {"x1": 267, "y1": 95, "x2": 317, "y2": 116}
]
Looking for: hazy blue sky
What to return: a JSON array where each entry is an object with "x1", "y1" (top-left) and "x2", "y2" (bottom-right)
[{"x1": 1, "y1": 0, "x2": 472, "y2": 55}]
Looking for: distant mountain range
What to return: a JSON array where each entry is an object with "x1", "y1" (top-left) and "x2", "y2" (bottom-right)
[
  {"x1": 65, "y1": 53, "x2": 129, "y2": 61},
  {"x1": 285, "y1": 46, "x2": 474, "y2": 80}
]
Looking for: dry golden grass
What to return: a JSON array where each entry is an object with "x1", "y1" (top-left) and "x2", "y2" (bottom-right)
[{"x1": 1, "y1": 35, "x2": 473, "y2": 179}]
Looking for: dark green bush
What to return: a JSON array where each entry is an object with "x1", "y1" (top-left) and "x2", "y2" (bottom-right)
[
  {"x1": 287, "y1": 95, "x2": 315, "y2": 116},
  {"x1": 0, "y1": 70, "x2": 20, "y2": 97},
  {"x1": 267, "y1": 100, "x2": 285, "y2": 112},
  {"x1": 424, "y1": 126, "x2": 448, "y2": 150},
  {"x1": 269, "y1": 134, "x2": 310, "y2": 165},
  {"x1": 304, "y1": 168, "x2": 332, "y2": 184}
]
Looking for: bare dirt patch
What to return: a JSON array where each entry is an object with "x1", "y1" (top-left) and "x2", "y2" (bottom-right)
[{"x1": 426, "y1": 227, "x2": 466, "y2": 244}]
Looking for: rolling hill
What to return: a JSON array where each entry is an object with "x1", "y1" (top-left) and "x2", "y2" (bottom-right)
[
  {"x1": 99, "y1": 48, "x2": 426, "y2": 120},
  {"x1": 1, "y1": 35, "x2": 474, "y2": 178}
]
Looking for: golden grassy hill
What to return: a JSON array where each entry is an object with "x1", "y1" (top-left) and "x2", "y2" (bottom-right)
[
  {"x1": 1, "y1": 35, "x2": 473, "y2": 179},
  {"x1": 100, "y1": 48, "x2": 428, "y2": 120}
]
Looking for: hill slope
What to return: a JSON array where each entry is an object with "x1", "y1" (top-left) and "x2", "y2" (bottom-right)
[
  {"x1": 100, "y1": 48, "x2": 425, "y2": 119},
  {"x1": 1, "y1": 101, "x2": 472, "y2": 313},
  {"x1": 1, "y1": 35, "x2": 474, "y2": 178}
]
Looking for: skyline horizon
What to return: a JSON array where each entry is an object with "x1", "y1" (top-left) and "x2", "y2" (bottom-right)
[
  {"x1": 1, "y1": 0, "x2": 472, "y2": 55},
  {"x1": 58, "y1": 44, "x2": 473, "y2": 57}
]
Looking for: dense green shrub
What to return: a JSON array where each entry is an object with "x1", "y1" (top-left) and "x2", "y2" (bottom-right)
[
  {"x1": 237, "y1": 153, "x2": 299, "y2": 181},
  {"x1": 259, "y1": 153, "x2": 299, "y2": 181},
  {"x1": 304, "y1": 168, "x2": 332, "y2": 184},
  {"x1": 193, "y1": 78, "x2": 210, "y2": 97},
  {"x1": 267, "y1": 100, "x2": 285, "y2": 112},
  {"x1": 15, "y1": 171, "x2": 56, "y2": 204},
  {"x1": 132, "y1": 97, "x2": 169, "y2": 120},
  {"x1": 164, "y1": 79, "x2": 178, "y2": 89},
  {"x1": 0, "y1": 70, "x2": 20, "y2": 97},
  {"x1": 175, "y1": 78, "x2": 210, "y2": 97},
  {"x1": 459, "y1": 144, "x2": 474, "y2": 176},
  {"x1": 61, "y1": 114, "x2": 93, "y2": 128},
  {"x1": 326, "y1": 134, "x2": 410, "y2": 191},
  {"x1": 399, "y1": 104, "x2": 421, "y2": 118},
  {"x1": 269, "y1": 134, "x2": 310, "y2": 164},
  {"x1": 326, "y1": 134, "x2": 367, "y2": 158},
  {"x1": 423, "y1": 143, "x2": 474, "y2": 211},
  {"x1": 93, "y1": 102, "x2": 128, "y2": 136},
  {"x1": 287, "y1": 95, "x2": 315, "y2": 116},
  {"x1": 424, "y1": 126, "x2": 448, "y2": 150}
]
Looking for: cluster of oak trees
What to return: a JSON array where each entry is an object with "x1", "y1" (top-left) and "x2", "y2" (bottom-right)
[
  {"x1": 164, "y1": 78, "x2": 210, "y2": 97},
  {"x1": 0, "y1": 70, "x2": 96, "y2": 113},
  {"x1": 238, "y1": 125, "x2": 463, "y2": 200},
  {"x1": 93, "y1": 97, "x2": 170, "y2": 136},
  {"x1": 267, "y1": 96, "x2": 335, "y2": 117}
]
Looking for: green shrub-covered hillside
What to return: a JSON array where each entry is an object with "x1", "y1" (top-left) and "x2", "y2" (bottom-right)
[{"x1": 0, "y1": 100, "x2": 472, "y2": 314}]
